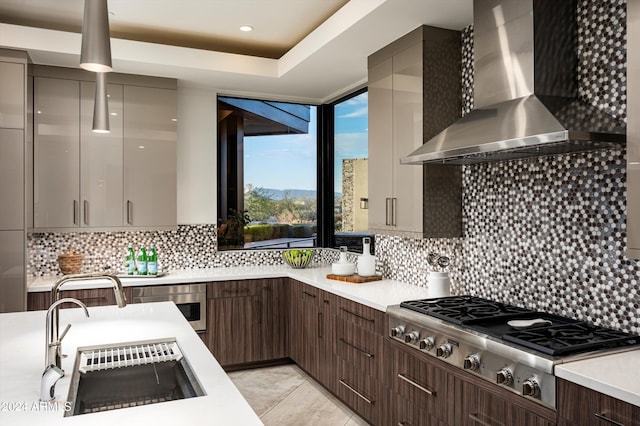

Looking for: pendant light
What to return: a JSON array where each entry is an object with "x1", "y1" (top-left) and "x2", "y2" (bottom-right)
[
  {"x1": 92, "y1": 72, "x2": 110, "y2": 133},
  {"x1": 80, "y1": 0, "x2": 112, "y2": 72}
]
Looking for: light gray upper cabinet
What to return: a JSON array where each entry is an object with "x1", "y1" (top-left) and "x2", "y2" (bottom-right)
[
  {"x1": 0, "y1": 128, "x2": 24, "y2": 230},
  {"x1": 0, "y1": 49, "x2": 27, "y2": 313},
  {"x1": 368, "y1": 57, "x2": 394, "y2": 232},
  {"x1": 33, "y1": 68, "x2": 177, "y2": 231},
  {"x1": 0, "y1": 61, "x2": 25, "y2": 129},
  {"x1": 628, "y1": 0, "x2": 639, "y2": 260},
  {"x1": 34, "y1": 77, "x2": 80, "y2": 229},
  {"x1": 123, "y1": 86, "x2": 177, "y2": 228},
  {"x1": 80, "y1": 81, "x2": 124, "y2": 228},
  {"x1": 367, "y1": 26, "x2": 462, "y2": 239}
]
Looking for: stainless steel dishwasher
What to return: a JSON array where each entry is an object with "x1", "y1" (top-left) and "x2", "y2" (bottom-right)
[{"x1": 132, "y1": 284, "x2": 207, "y2": 332}]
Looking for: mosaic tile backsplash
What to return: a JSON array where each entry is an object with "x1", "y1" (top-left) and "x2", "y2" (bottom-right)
[
  {"x1": 26, "y1": 0, "x2": 638, "y2": 334},
  {"x1": 27, "y1": 225, "x2": 341, "y2": 274}
]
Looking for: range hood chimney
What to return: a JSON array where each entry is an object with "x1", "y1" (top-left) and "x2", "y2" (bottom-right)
[{"x1": 401, "y1": 0, "x2": 625, "y2": 165}]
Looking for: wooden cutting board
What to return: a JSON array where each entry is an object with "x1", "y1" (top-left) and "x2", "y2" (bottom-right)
[{"x1": 326, "y1": 273, "x2": 383, "y2": 283}]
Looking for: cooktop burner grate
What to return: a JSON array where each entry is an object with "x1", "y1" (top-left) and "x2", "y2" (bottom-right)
[
  {"x1": 502, "y1": 322, "x2": 640, "y2": 356},
  {"x1": 400, "y1": 296, "x2": 531, "y2": 325}
]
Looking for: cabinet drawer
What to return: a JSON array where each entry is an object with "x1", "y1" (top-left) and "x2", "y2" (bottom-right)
[
  {"x1": 392, "y1": 344, "x2": 452, "y2": 425},
  {"x1": 336, "y1": 359, "x2": 381, "y2": 425},
  {"x1": 335, "y1": 317, "x2": 384, "y2": 377},
  {"x1": 394, "y1": 395, "x2": 449, "y2": 426},
  {"x1": 208, "y1": 280, "x2": 260, "y2": 298},
  {"x1": 557, "y1": 379, "x2": 640, "y2": 426},
  {"x1": 336, "y1": 296, "x2": 386, "y2": 335}
]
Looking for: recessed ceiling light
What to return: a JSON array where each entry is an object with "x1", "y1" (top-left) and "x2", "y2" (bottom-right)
[{"x1": 240, "y1": 25, "x2": 253, "y2": 32}]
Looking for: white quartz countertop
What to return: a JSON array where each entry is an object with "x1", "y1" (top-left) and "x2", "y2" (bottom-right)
[
  {"x1": 555, "y1": 349, "x2": 640, "y2": 407},
  {"x1": 0, "y1": 302, "x2": 263, "y2": 425},
  {"x1": 27, "y1": 265, "x2": 432, "y2": 312}
]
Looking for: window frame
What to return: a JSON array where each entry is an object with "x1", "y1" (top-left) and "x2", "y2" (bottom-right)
[{"x1": 317, "y1": 87, "x2": 369, "y2": 251}]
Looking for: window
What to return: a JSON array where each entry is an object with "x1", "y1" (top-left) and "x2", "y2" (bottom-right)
[
  {"x1": 332, "y1": 90, "x2": 372, "y2": 252},
  {"x1": 217, "y1": 96, "x2": 317, "y2": 250}
]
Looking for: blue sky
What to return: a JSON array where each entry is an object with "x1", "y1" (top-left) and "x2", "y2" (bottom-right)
[{"x1": 244, "y1": 92, "x2": 368, "y2": 193}]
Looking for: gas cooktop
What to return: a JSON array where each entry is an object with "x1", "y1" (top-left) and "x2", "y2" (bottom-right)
[
  {"x1": 399, "y1": 295, "x2": 640, "y2": 357},
  {"x1": 388, "y1": 295, "x2": 640, "y2": 409}
]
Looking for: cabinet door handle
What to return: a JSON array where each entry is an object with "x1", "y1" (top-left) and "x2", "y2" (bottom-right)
[
  {"x1": 318, "y1": 312, "x2": 323, "y2": 338},
  {"x1": 303, "y1": 290, "x2": 316, "y2": 299},
  {"x1": 594, "y1": 413, "x2": 625, "y2": 426},
  {"x1": 339, "y1": 379, "x2": 373, "y2": 405},
  {"x1": 126, "y1": 200, "x2": 133, "y2": 224},
  {"x1": 339, "y1": 337, "x2": 374, "y2": 358},
  {"x1": 83, "y1": 200, "x2": 89, "y2": 225},
  {"x1": 339, "y1": 307, "x2": 375, "y2": 324},
  {"x1": 73, "y1": 200, "x2": 78, "y2": 225},
  {"x1": 397, "y1": 373, "x2": 435, "y2": 396},
  {"x1": 385, "y1": 198, "x2": 391, "y2": 226},
  {"x1": 392, "y1": 197, "x2": 397, "y2": 226},
  {"x1": 468, "y1": 413, "x2": 496, "y2": 426},
  {"x1": 256, "y1": 299, "x2": 262, "y2": 325}
]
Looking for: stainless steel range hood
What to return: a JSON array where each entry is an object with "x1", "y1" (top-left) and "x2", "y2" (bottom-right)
[{"x1": 401, "y1": 0, "x2": 626, "y2": 165}]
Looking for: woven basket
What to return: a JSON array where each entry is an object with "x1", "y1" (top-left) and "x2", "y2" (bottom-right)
[{"x1": 58, "y1": 247, "x2": 83, "y2": 275}]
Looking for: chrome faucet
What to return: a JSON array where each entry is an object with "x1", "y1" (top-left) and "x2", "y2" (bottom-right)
[
  {"x1": 49, "y1": 273, "x2": 127, "y2": 369},
  {"x1": 41, "y1": 297, "x2": 89, "y2": 401}
]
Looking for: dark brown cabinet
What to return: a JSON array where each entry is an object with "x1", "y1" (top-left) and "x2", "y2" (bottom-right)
[
  {"x1": 260, "y1": 278, "x2": 289, "y2": 361},
  {"x1": 206, "y1": 281, "x2": 261, "y2": 366},
  {"x1": 288, "y1": 280, "x2": 336, "y2": 392},
  {"x1": 557, "y1": 379, "x2": 640, "y2": 426},
  {"x1": 389, "y1": 339, "x2": 453, "y2": 426},
  {"x1": 454, "y1": 376, "x2": 555, "y2": 426},
  {"x1": 206, "y1": 278, "x2": 288, "y2": 368},
  {"x1": 334, "y1": 292, "x2": 388, "y2": 425},
  {"x1": 28, "y1": 287, "x2": 134, "y2": 311}
]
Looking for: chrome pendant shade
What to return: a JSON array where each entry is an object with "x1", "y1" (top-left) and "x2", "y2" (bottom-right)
[
  {"x1": 80, "y1": 0, "x2": 112, "y2": 72},
  {"x1": 92, "y1": 72, "x2": 110, "y2": 133}
]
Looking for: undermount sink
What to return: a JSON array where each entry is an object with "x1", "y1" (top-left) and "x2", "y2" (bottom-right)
[{"x1": 65, "y1": 338, "x2": 205, "y2": 416}]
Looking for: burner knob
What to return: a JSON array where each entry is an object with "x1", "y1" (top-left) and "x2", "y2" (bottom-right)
[
  {"x1": 391, "y1": 325, "x2": 405, "y2": 338},
  {"x1": 404, "y1": 331, "x2": 420, "y2": 344},
  {"x1": 496, "y1": 368, "x2": 514, "y2": 385},
  {"x1": 419, "y1": 337, "x2": 435, "y2": 350},
  {"x1": 522, "y1": 378, "x2": 541, "y2": 398},
  {"x1": 436, "y1": 343, "x2": 452, "y2": 358},
  {"x1": 463, "y1": 354, "x2": 481, "y2": 371}
]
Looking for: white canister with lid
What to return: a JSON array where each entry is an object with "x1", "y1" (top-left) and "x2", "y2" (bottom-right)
[
  {"x1": 428, "y1": 271, "x2": 451, "y2": 298},
  {"x1": 357, "y1": 237, "x2": 377, "y2": 277}
]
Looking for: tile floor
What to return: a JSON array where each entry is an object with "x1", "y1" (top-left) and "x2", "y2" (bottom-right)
[{"x1": 228, "y1": 364, "x2": 368, "y2": 426}]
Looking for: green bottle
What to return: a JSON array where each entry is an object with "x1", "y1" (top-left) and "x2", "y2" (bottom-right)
[
  {"x1": 147, "y1": 245, "x2": 158, "y2": 275},
  {"x1": 136, "y1": 245, "x2": 148, "y2": 275},
  {"x1": 126, "y1": 244, "x2": 135, "y2": 275}
]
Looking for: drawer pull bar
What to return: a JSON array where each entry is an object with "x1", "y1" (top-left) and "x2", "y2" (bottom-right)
[
  {"x1": 594, "y1": 413, "x2": 625, "y2": 426},
  {"x1": 468, "y1": 413, "x2": 495, "y2": 426},
  {"x1": 339, "y1": 379, "x2": 373, "y2": 405},
  {"x1": 339, "y1": 307, "x2": 375, "y2": 323},
  {"x1": 303, "y1": 291, "x2": 317, "y2": 298},
  {"x1": 222, "y1": 288, "x2": 250, "y2": 294},
  {"x1": 339, "y1": 338, "x2": 374, "y2": 358},
  {"x1": 397, "y1": 373, "x2": 435, "y2": 396}
]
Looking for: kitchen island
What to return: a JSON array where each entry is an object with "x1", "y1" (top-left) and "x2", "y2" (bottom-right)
[{"x1": 0, "y1": 302, "x2": 263, "y2": 425}]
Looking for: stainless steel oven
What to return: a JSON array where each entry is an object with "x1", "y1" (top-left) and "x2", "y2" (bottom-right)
[{"x1": 132, "y1": 283, "x2": 207, "y2": 333}]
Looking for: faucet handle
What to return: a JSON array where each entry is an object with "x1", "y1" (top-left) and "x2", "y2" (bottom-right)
[{"x1": 58, "y1": 323, "x2": 72, "y2": 343}]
